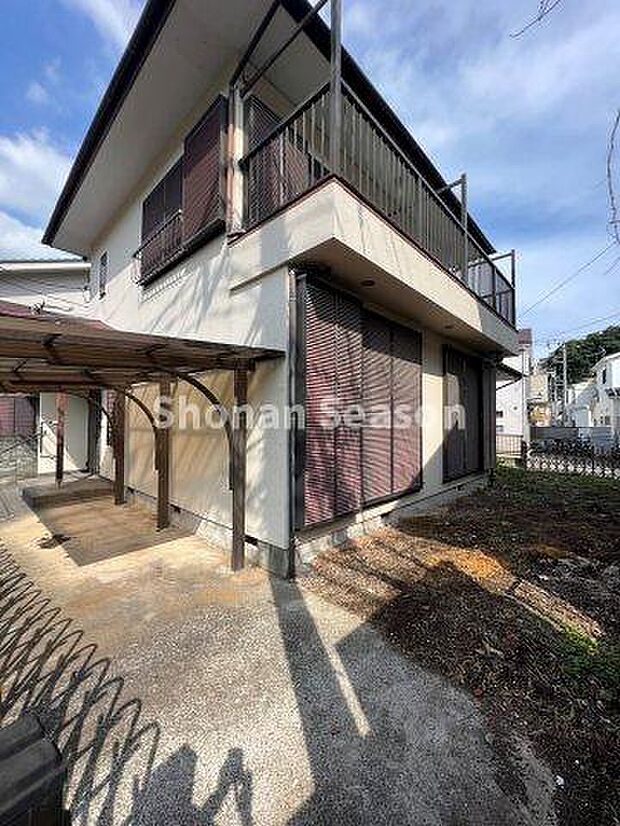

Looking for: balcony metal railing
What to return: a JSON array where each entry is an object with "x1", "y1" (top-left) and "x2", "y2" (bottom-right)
[
  {"x1": 240, "y1": 81, "x2": 516, "y2": 326},
  {"x1": 133, "y1": 209, "x2": 184, "y2": 285}
]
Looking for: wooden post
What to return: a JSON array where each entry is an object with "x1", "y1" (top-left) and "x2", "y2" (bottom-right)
[
  {"x1": 231, "y1": 369, "x2": 248, "y2": 572},
  {"x1": 157, "y1": 379, "x2": 171, "y2": 530},
  {"x1": 330, "y1": 0, "x2": 343, "y2": 175},
  {"x1": 55, "y1": 392, "x2": 66, "y2": 488},
  {"x1": 113, "y1": 392, "x2": 126, "y2": 505}
]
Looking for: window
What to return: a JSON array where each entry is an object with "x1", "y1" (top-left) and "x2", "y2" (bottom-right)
[
  {"x1": 496, "y1": 410, "x2": 504, "y2": 418},
  {"x1": 497, "y1": 424, "x2": 504, "y2": 434},
  {"x1": 602, "y1": 368, "x2": 608, "y2": 385},
  {"x1": 98, "y1": 251, "x2": 108, "y2": 298},
  {"x1": 297, "y1": 278, "x2": 422, "y2": 528},
  {"x1": 137, "y1": 97, "x2": 228, "y2": 284}
]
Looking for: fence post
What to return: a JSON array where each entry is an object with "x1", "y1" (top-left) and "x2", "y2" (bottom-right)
[{"x1": 520, "y1": 439, "x2": 528, "y2": 470}]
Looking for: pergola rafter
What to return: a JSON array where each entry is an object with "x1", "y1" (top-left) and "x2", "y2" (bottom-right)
[{"x1": 0, "y1": 303, "x2": 283, "y2": 571}]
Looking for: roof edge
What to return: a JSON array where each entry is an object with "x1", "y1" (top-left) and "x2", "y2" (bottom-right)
[
  {"x1": 44, "y1": 0, "x2": 495, "y2": 255},
  {"x1": 42, "y1": 0, "x2": 177, "y2": 248}
]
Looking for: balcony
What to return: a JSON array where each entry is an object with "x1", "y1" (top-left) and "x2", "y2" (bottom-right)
[{"x1": 239, "y1": 81, "x2": 515, "y2": 327}]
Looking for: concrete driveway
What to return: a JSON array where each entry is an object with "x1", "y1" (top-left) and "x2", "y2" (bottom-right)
[{"x1": 0, "y1": 482, "x2": 556, "y2": 825}]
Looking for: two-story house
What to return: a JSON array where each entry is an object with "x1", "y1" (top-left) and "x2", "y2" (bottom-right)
[
  {"x1": 40, "y1": 0, "x2": 518, "y2": 576},
  {"x1": 0, "y1": 259, "x2": 92, "y2": 479}
]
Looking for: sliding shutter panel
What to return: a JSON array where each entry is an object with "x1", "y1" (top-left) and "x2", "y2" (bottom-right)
[
  {"x1": 14, "y1": 396, "x2": 36, "y2": 436},
  {"x1": 482, "y1": 364, "x2": 496, "y2": 471},
  {"x1": 335, "y1": 295, "x2": 362, "y2": 515},
  {"x1": 0, "y1": 398, "x2": 15, "y2": 436},
  {"x1": 444, "y1": 348, "x2": 466, "y2": 481},
  {"x1": 362, "y1": 313, "x2": 392, "y2": 503},
  {"x1": 392, "y1": 327, "x2": 422, "y2": 494},
  {"x1": 464, "y1": 357, "x2": 482, "y2": 474},
  {"x1": 303, "y1": 281, "x2": 337, "y2": 526},
  {"x1": 183, "y1": 97, "x2": 227, "y2": 244}
]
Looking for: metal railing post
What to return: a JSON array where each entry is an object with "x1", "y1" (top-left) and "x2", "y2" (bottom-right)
[
  {"x1": 330, "y1": 0, "x2": 342, "y2": 175},
  {"x1": 461, "y1": 172, "x2": 468, "y2": 286}
]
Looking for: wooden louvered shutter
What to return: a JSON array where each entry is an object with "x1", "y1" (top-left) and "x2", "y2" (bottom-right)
[
  {"x1": 14, "y1": 396, "x2": 36, "y2": 436},
  {"x1": 142, "y1": 179, "x2": 165, "y2": 241},
  {"x1": 303, "y1": 281, "x2": 337, "y2": 526},
  {"x1": 183, "y1": 97, "x2": 227, "y2": 244},
  {"x1": 0, "y1": 397, "x2": 15, "y2": 436},
  {"x1": 444, "y1": 347, "x2": 483, "y2": 481},
  {"x1": 362, "y1": 313, "x2": 392, "y2": 503},
  {"x1": 444, "y1": 348, "x2": 466, "y2": 481},
  {"x1": 335, "y1": 294, "x2": 362, "y2": 515},
  {"x1": 464, "y1": 357, "x2": 482, "y2": 474},
  {"x1": 246, "y1": 97, "x2": 281, "y2": 224},
  {"x1": 392, "y1": 326, "x2": 422, "y2": 494},
  {"x1": 482, "y1": 364, "x2": 496, "y2": 471}
]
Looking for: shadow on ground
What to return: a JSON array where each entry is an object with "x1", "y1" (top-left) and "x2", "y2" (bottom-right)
[{"x1": 0, "y1": 544, "x2": 253, "y2": 825}]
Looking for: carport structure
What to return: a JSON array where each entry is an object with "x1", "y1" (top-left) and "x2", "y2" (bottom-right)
[{"x1": 0, "y1": 302, "x2": 283, "y2": 570}]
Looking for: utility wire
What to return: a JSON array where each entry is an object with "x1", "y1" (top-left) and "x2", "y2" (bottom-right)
[
  {"x1": 521, "y1": 244, "x2": 618, "y2": 316},
  {"x1": 511, "y1": 0, "x2": 565, "y2": 37},
  {"x1": 538, "y1": 309, "x2": 620, "y2": 340}
]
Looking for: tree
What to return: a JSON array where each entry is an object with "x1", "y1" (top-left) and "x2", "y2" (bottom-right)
[{"x1": 543, "y1": 326, "x2": 620, "y2": 385}]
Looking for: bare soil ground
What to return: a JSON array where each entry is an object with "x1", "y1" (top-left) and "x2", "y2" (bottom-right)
[{"x1": 301, "y1": 467, "x2": 620, "y2": 825}]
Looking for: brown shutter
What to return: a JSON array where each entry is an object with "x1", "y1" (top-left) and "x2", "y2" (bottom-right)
[
  {"x1": 482, "y1": 364, "x2": 496, "y2": 471},
  {"x1": 444, "y1": 347, "x2": 483, "y2": 481},
  {"x1": 392, "y1": 326, "x2": 422, "y2": 494},
  {"x1": 464, "y1": 357, "x2": 482, "y2": 474},
  {"x1": 142, "y1": 179, "x2": 165, "y2": 241},
  {"x1": 303, "y1": 281, "x2": 337, "y2": 526},
  {"x1": 335, "y1": 293, "x2": 362, "y2": 515},
  {"x1": 182, "y1": 97, "x2": 227, "y2": 244},
  {"x1": 0, "y1": 397, "x2": 15, "y2": 436},
  {"x1": 14, "y1": 396, "x2": 36, "y2": 436},
  {"x1": 362, "y1": 313, "x2": 392, "y2": 503}
]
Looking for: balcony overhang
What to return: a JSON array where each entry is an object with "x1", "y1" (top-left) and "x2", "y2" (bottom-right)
[{"x1": 230, "y1": 178, "x2": 519, "y2": 356}]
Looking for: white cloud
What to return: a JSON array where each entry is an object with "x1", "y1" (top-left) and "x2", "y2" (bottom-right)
[
  {"x1": 63, "y1": 0, "x2": 143, "y2": 51},
  {"x1": 0, "y1": 130, "x2": 72, "y2": 224},
  {"x1": 0, "y1": 211, "x2": 51, "y2": 259},
  {"x1": 26, "y1": 81, "x2": 50, "y2": 105}
]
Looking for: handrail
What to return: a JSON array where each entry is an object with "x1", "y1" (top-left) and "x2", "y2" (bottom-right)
[
  {"x1": 240, "y1": 83, "x2": 330, "y2": 166},
  {"x1": 240, "y1": 79, "x2": 516, "y2": 326},
  {"x1": 341, "y1": 81, "x2": 467, "y2": 234},
  {"x1": 134, "y1": 209, "x2": 183, "y2": 257}
]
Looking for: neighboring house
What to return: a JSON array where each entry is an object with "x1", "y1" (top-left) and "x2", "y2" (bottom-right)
[
  {"x1": 0, "y1": 260, "x2": 91, "y2": 477},
  {"x1": 593, "y1": 352, "x2": 620, "y2": 437},
  {"x1": 566, "y1": 379, "x2": 597, "y2": 429},
  {"x1": 528, "y1": 367, "x2": 552, "y2": 427},
  {"x1": 496, "y1": 329, "x2": 532, "y2": 438},
  {"x1": 41, "y1": 0, "x2": 518, "y2": 574}
]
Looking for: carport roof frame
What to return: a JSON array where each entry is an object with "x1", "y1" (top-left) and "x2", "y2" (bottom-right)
[{"x1": 0, "y1": 301, "x2": 283, "y2": 392}]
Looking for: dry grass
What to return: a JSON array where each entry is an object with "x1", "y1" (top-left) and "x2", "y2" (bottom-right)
[{"x1": 302, "y1": 468, "x2": 620, "y2": 825}]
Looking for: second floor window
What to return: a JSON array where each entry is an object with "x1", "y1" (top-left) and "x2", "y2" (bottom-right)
[
  {"x1": 99, "y1": 251, "x2": 108, "y2": 298},
  {"x1": 142, "y1": 159, "x2": 183, "y2": 243}
]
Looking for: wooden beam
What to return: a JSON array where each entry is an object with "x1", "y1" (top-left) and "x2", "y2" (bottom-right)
[
  {"x1": 231, "y1": 369, "x2": 248, "y2": 571},
  {"x1": 113, "y1": 391, "x2": 126, "y2": 506},
  {"x1": 157, "y1": 379, "x2": 171, "y2": 530},
  {"x1": 55, "y1": 392, "x2": 66, "y2": 488}
]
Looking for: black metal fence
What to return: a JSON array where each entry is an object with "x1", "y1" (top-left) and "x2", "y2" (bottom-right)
[{"x1": 523, "y1": 439, "x2": 620, "y2": 479}]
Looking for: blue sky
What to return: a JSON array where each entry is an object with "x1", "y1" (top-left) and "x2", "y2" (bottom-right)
[{"x1": 0, "y1": 0, "x2": 618, "y2": 355}]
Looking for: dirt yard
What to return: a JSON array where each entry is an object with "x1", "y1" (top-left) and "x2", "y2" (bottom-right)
[{"x1": 302, "y1": 468, "x2": 620, "y2": 826}]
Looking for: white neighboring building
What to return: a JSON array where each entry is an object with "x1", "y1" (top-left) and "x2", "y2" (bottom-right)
[
  {"x1": 0, "y1": 260, "x2": 92, "y2": 476},
  {"x1": 496, "y1": 329, "x2": 532, "y2": 437},
  {"x1": 592, "y1": 351, "x2": 620, "y2": 437},
  {"x1": 566, "y1": 379, "x2": 597, "y2": 428}
]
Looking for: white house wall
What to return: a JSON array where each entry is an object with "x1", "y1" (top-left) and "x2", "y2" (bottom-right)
[{"x1": 38, "y1": 393, "x2": 89, "y2": 475}]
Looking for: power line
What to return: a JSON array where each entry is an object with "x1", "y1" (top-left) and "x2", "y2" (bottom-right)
[
  {"x1": 538, "y1": 309, "x2": 620, "y2": 341},
  {"x1": 521, "y1": 244, "x2": 619, "y2": 316}
]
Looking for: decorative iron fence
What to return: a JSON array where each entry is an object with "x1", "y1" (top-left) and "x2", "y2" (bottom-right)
[
  {"x1": 496, "y1": 433, "x2": 522, "y2": 457},
  {"x1": 524, "y1": 440, "x2": 620, "y2": 479},
  {"x1": 240, "y1": 81, "x2": 516, "y2": 326}
]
